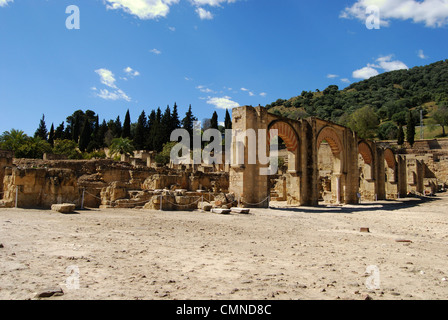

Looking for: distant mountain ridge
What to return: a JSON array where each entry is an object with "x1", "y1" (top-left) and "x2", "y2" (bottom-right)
[{"x1": 266, "y1": 59, "x2": 448, "y2": 128}]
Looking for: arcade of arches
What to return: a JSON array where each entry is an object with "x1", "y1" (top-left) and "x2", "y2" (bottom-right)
[{"x1": 229, "y1": 106, "x2": 423, "y2": 208}]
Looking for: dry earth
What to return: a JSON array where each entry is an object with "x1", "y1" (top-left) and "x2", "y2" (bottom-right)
[{"x1": 1, "y1": 193, "x2": 447, "y2": 300}]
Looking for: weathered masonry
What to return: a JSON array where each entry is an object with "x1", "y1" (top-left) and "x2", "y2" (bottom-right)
[{"x1": 228, "y1": 106, "x2": 422, "y2": 208}]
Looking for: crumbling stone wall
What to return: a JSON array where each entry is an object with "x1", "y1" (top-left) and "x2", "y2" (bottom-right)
[
  {"x1": 0, "y1": 158, "x2": 230, "y2": 210},
  {"x1": 0, "y1": 150, "x2": 13, "y2": 196}
]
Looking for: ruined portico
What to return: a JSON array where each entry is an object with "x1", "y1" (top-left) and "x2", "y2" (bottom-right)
[{"x1": 228, "y1": 106, "x2": 410, "y2": 208}]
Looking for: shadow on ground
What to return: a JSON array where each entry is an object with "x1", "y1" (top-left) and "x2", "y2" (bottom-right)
[{"x1": 268, "y1": 193, "x2": 444, "y2": 214}]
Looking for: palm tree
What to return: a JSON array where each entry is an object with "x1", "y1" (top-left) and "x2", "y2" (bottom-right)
[
  {"x1": 109, "y1": 137, "x2": 134, "y2": 158},
  {"x1": 0, "y1": 129, "x2": 29, "y2": 153}
]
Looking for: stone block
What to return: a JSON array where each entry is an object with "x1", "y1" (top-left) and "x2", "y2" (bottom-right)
[
  {"x1": 51, "y1": 203, "x2": 76, "y2": 214},
  {"x1": 211, "y1": 208, "x2": 231, "y2": 215}
]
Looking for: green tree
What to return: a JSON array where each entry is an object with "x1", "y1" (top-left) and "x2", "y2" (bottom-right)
[
  {"x1": 211, "y1": 111, "x2": 218, "y2": 130},
  {"x1": 224, "y1": 109, "x2": 232, "y2": 130},
  {"x1": 160, "y1": 106, "x2": 172, "y2": 147},
  {"x1": 114, "y1": 116, "x2": 122, "y2": 138},
  {"x1": 432, "y1": 105, "x2": 448, "y2": 137},
  {"x1": 151, "y1": 107, "x2": 165, "y2": 152},
  {"x1": 48, "y1": 123, "x2": 55, "y2": 147},
  {"x1": 122, "y1": 109, "x2": 131, "y2": 138},
  {"x1": 34, "y1": 114, "x2": 48, "y2": 141},
  {"x1": 146, "y1": 110, "x2": 156, "y2": 151},
  {"x1": 53, "y1": 139, "x2": 82, "y2": 159},
  {"x1": 182, "y1": 104, "x2": 197, "y2": 137},
  {"x1": 171, "y1": 103, "x2": 181, "y2": 131},
  {"x1": 0, "y1": 129, "x2": 28, "y2": 155},
  {"x1": 378, "y1": 122, "x2": 398, "y2": 140},
  {"x1": 72, "y1": 113, "x2": 81, "y2": 143},
  {"x1": 16, "y1": 137, "x2": 52, "y2": 159},
  {"x1": 154, "y1": 141, "x2": 177, "y2": 165},
  {"x1": 78, "y1": 118, "x2": 92, "y2": 152},
  {"x1": 406, "y1": 110, "x2": 417, "y2": 147},
  {"x1": 109, "y1": 137, "x2": 134, "y2": 158},
  {"x1": 347, "y1": 106, "x2": 380, "y2": 139},
  {"x1": 133, "y1": 110, "x2": 148, "y2": 150},
  {"x1": 54, "y1": 122, "x2": 65, "y2": 140},
  {"x1": 397, "y1": 124, "x2": 405, "y2": 145}
]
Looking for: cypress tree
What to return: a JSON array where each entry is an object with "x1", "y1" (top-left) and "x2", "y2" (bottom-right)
[
  {"x1": 171, "y1": 102, "x2": 181, "y2": 131},
  {"x1": 406, "y1": 111, "x2": 416, "y2": 147},
  {"x1": 152, "y1": 107, "x2": 165, "y2": 152},
  {"x1": 96, "y1": 119, "x2": 108, "y2": 148},
  {"x1": 146, "y1": 110, "x2": 157, "y2": 151},
  {"x1": 211, "y1": 111, "x2": 218, "y2": 130},
  {"x1": 34, "y1": 114, "x2": 48, "y2": 140},
  {"x1": 72, "y1": 114, "x2": 81, "y2": 143},
  {"x1": 122, "y1": 109, "x2": 131, "y2": 138},
  {"x1": 54, "y1": 122, "x2": 65, "y2": 140},
  {"x1": 79, "y1": 118, "x2": 92, "y2": 152},
  {"x1": 161, "y1": 105, "x2": 172, "y2": 142},
  {"x1": 134, "y1": 110, "x2": 148, "y2": 150},
  {"x1": 397, "y1": 124, "x2": 405, "y2": 146},
  {"x1": 224, "y1": 109, "x2": 232, "y2": 130},
  {"x1": 114, "y1": 116, "x2": 122, "y2": 138},
  {"x1": 48, "y1": 123, "x2": 55, "y2": 147},
  {"x1": 182, "y1": 105, "x2": 197, "y2": 137}
]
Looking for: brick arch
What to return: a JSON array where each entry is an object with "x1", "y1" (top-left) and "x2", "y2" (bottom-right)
[
  {"x1": 316, "y1": 126, "x2": 343, "y2": 156},
  {"x1": 358, "y1": 141, "x2": 373, "y2": 165},
  {"x1": 267, "y1": 121, "x2": 299, "y2": 152},
  {"x1": 384, "y1": 148, "x2": 396, "y2": 169}
]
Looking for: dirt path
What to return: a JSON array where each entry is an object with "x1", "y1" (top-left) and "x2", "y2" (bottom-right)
[{"x1": 1, "y1": 194, "x2": 447, "y2": 300}]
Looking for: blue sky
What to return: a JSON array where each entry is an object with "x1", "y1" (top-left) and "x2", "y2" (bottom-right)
[{"x1": 1, "y1": 0, "x2": 447, "y2": 135}]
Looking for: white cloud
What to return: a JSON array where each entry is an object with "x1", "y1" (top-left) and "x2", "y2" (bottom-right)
[
  {"x1": 0, "y1": 0, "x2": 13, "y2": 7},
  {"x1": 375, "y1": 55, "x2": 409, "y2": 71},
  {"x1": 197, "y1": 85, "x2": 215, "y2": 93},
  {"x1": 94, "y1": 68, "x2": 131, "y2": 101},
  {"x1": 341, "y1": 78, "x2": 351, "y2": 83},
  {"x1": 103, "y1": 0, "x2": 237, "y2": 20},
  {"x1": 341, "y1": 0, "x2": 448, "y2": 28},
  {"x1": 196, "y1": 7, "x2": 214, "y2": 19},
  {"x1": 418, "y1": 49, "x2": 428, "y2": 59},
  {"x1": 206, "y1": 96, "x2": 239, "y2": 110},
  {"x1": 352, "y1": 55, "x2": 408, "y2": 79},
  {"x1": 124, "y1": 66, "x2": 140, "y2": 77},
  {"x1": 94, "y1": 88, "x2": 131, "y2": 102},
  {"x1": 95, "y1": 68, "x2": 118, "y2": 89},
  {"x1": 260, "y1": 92, "x2": 267, "y2": 97},
  {"x1": 150, "y1": 48, "x2": 162, "y2": 55},
  {"x1": 168, "y1": 26, "x2": 176, "y2": 31},
  {"x1": 327, "y1": 74, "x2": 339, "y2": 79},
  {"x1": 104, "y1": 0, "x2": 180, "y2": 20},
  {"x1": 190, "y1": 0, "x2": 237, "y2": 7},
  {"x1": 353, "y1": 66, "x2": 380, "y2": 80},
  {"x1": 240, "y1": 87, "x2": 249, "y2": 92}
]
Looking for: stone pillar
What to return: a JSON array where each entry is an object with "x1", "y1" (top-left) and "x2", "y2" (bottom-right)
[
  {"x1": 397, "y1": 155, "x2": 407, "y2": 198},
  {"x1": 300, "y1": 120, "x2": 318, "y2": 206},
  {"x1": 0, "y1": 150, "x2": 13, "y2": 196},
  {"x1": 335, "y1": 174, "x2": 341, "y2": 204},
  {"x1": 229, "y1": 106, "x2": 270, "y2": 208},
  {"x1": 376, "y1": 148, "x2": 386, "y2": 200}
]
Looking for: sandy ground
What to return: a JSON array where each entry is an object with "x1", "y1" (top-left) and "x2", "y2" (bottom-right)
[{"x1": 0, "y1": 193, "x2": 447, "y2": 300}]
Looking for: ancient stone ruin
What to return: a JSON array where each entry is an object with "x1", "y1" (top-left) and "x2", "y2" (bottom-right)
[{"x1": 0, "y1": 106, "x2": 447, "y2": 211}]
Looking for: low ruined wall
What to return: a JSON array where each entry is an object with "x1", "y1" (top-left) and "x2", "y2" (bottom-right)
[
  {"x1": 1, "y1": 167, "x2": 79, "y2": 208},
  {"x1": 0, "y1": 158, "x2": 230, "y2": 210}
]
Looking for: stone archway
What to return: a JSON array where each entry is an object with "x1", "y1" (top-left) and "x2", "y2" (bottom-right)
[
  {"x1": 268, "y1": 120, "x2": 301, "y2": 205},
  {"x1": 316, "y1": 126, "x2": 344, "y2": 204},
  {"x1": 384, "y1": 148, "x2": 398, "y2": 199},
  {"x1": 268, "y1": 120, "x2": 300, "y2": 172},
  {"x1": 358, "y1": 141, "x2": 375, "y2": 201}
]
